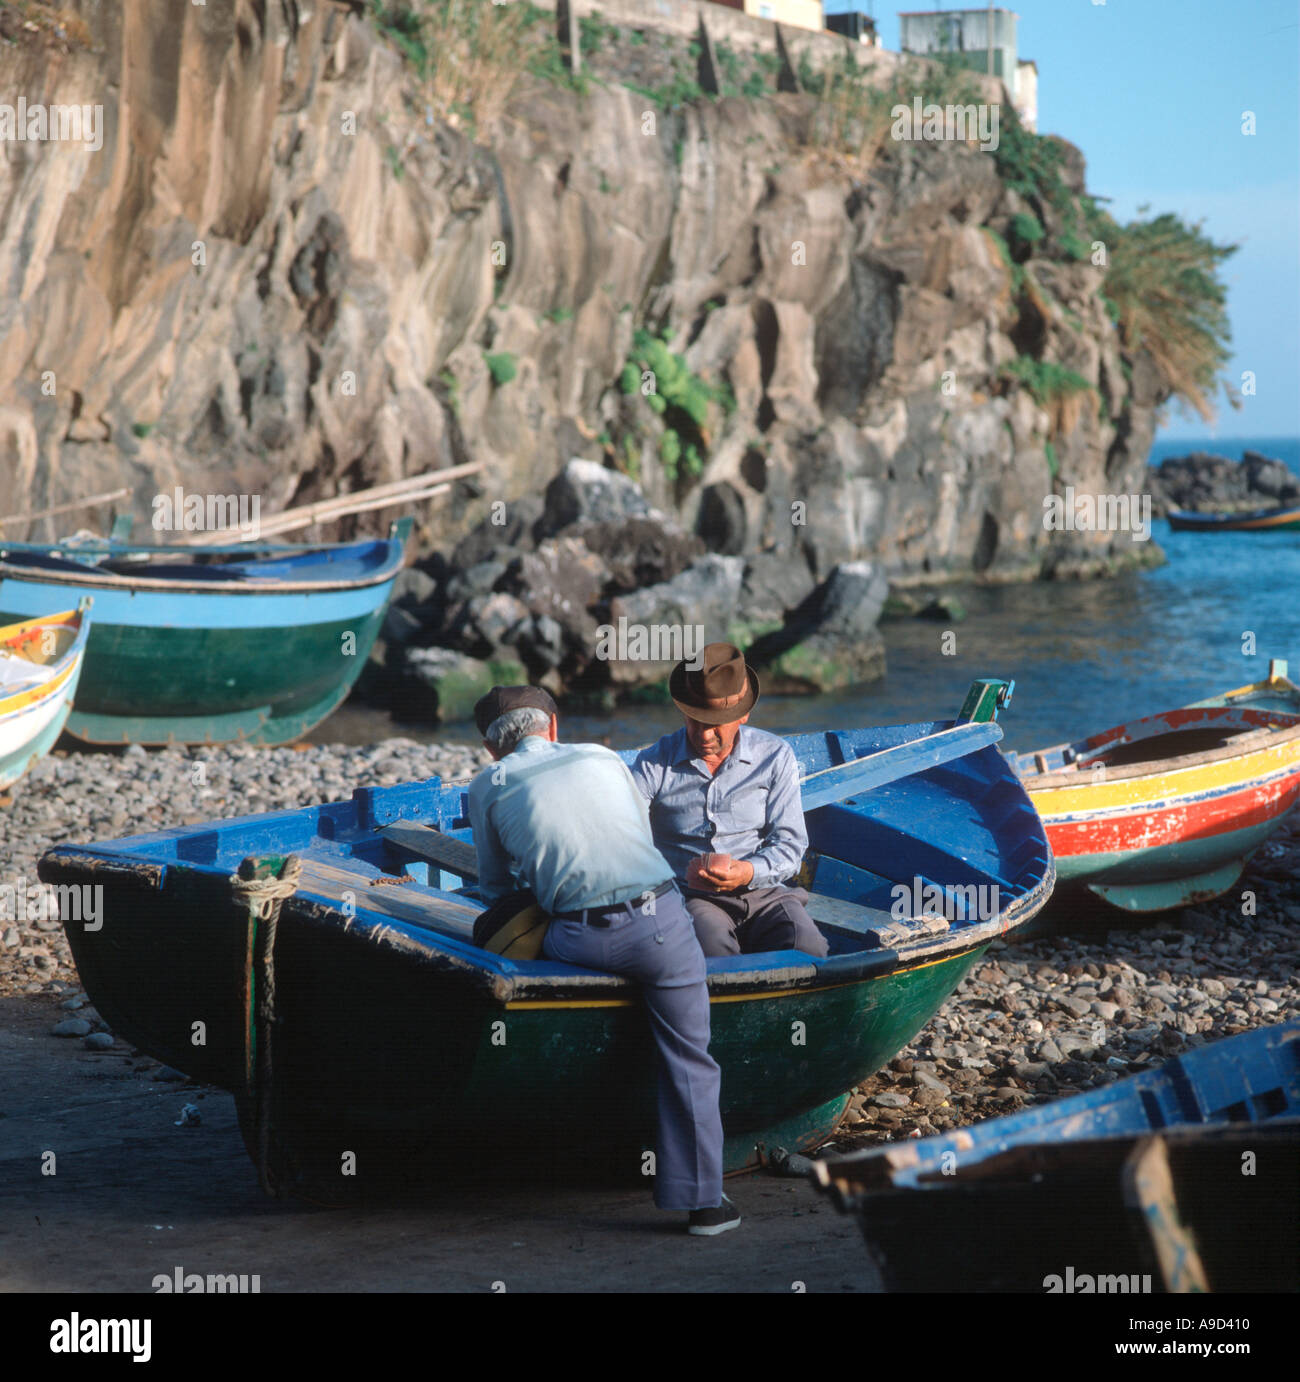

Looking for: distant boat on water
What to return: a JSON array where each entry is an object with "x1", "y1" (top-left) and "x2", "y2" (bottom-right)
[
  {"x1": 1167, "y1": 502, "x2": 1300, "y2": 532},
  {"x1": 0, "y1": 521, "x2": 410, "y2": 746}
]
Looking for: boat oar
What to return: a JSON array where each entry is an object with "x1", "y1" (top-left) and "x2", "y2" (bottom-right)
[{"x1": 799, "y1": 722, "x2": 1002, "y2": 812}]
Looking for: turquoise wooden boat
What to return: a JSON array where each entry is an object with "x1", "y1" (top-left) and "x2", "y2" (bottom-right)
[
  {"x1": 38, "y1": 679, "x2": 1055, "y2": 1194},
  {"x1": 813, "y1": 1020, "x2": 1300, "y2": 1291},
  {"x1": 0, "y1": 520, "x2": 409, "y2": 746},
  {"x1": 0, "y1": 602, "x2": 91, "y2": 788}
]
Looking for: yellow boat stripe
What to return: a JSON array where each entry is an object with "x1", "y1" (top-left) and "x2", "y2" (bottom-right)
[
  {"x1": 0, "y1": 607, "x2": 79, "y2": 644},
  {"x1": 0, "y1": 655, "x2": 76, "y2": 715},
  {"x1": 1030, "y1": 739, "x2": 1300, "y2": 817}
]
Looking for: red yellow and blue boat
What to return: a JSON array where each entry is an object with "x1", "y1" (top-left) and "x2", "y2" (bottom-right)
[{"x1": 1010, "y1": 660, "x2": 1300, "y2": 911}]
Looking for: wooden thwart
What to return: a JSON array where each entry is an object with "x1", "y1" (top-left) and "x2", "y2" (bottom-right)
[{"x1": 381, "y1": 821, "x2": 479, "y2": 883}]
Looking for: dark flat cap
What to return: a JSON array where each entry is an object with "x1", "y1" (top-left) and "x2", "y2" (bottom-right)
[{"x1": 473, "y1": 685, "x2": 559, "y2": 736}]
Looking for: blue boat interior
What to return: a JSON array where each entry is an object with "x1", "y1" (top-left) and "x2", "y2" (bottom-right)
[{"x1": 62, "y1": 722, "x2": 1053, "y2": 981}]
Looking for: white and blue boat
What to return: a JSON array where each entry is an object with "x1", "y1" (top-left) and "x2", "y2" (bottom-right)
[{"x1": 0, "y1": 602, "x2": 91, "y2": 788}]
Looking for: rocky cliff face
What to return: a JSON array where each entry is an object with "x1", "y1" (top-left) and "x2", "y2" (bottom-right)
[{"x1": 0, "y1": 2, "x2": 1172, "y2": 705}]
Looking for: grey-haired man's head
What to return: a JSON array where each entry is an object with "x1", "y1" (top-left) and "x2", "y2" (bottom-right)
[{"x1": 484, "y1": 706, "x2": 553, "y2": 758}]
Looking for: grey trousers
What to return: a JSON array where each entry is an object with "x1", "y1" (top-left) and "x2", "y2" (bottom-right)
[
  {"x1": 685, "y1": 884, "x2": 829, "y2": 959},
  {"x1": 542, "y1": 889, "x2": 723, "y2": 1212}
]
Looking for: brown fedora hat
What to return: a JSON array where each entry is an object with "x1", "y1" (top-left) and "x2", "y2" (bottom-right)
[{"x1": 669, "y1": 642, "x2": 761, "y2": 726}]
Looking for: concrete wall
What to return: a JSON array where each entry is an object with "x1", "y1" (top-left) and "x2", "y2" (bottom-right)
[{"x1": 515, "y1": 0, "x2": 1006, "y2": 101}]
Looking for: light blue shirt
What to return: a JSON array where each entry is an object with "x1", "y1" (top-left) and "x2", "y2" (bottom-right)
[
  {"x1": 630, "y1": 725, "x2": 808, "y2": 890},
  {"x1": 468, "y1": 736, "x2": 673, "y2": 914}
]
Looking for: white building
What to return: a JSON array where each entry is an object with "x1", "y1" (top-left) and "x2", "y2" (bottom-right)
[{"x1": 898, "y1": 8, "x2": 1037, "y2": 131}]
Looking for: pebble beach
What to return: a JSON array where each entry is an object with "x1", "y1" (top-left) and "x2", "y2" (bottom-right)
[{"x1": 3, "y1": 740, "x2": 1297, "y2": 1147}]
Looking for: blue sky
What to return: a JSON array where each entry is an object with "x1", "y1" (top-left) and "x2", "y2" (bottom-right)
[{"x1": 824, "y1": 0, "x2": 1300, "y2": 443}]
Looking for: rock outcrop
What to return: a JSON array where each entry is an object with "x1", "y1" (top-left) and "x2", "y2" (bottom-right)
[{"x1": 1147, "y1": 451, "x2": 1300, "y2": 516}]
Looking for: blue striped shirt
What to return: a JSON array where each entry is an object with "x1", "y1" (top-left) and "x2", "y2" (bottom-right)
[{"x1": 630, "y1": 726, "x2": 808, "y2": 890}]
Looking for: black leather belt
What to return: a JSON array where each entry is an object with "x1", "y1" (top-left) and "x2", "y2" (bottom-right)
[{"x1": 552, "y1": 879, "x2": 676, "y2": 926}]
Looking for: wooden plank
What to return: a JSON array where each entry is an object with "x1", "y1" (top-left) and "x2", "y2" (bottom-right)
[
  {"x1": 0, "y1": 487, "x2": 131, "y2": 527},
  {"x1": 380, "y1": 821, "x2": 479, "y2": 882},
  {"x1": 295, "y1": 856, "x2": 479, "y2": 939},
  {"x1": 1123, "y1": 1134, "x2": 1210, "y2": 1293},
  {"x1": 800, "y1": 722, "x2": 1001, "y2": 812}
]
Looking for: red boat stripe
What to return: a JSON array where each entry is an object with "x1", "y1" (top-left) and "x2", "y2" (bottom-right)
[{"x1": 1047, "y1": 774, "x2": 1300, "y2": 858}]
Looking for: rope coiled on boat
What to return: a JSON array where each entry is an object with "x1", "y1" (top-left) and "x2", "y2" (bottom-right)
[{"x1": 231, "y1": 855, "x2": 303, "y2": 1197}]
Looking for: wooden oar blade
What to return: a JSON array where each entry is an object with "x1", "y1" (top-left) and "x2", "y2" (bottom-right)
[{"x1": 800, "y1": 722, "x2": 1002, "y2": 812}]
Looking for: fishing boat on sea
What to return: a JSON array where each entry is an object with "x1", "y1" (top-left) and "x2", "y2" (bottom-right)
[
  {"x1": 1009, "y1": 660, "x2": 1300, "y2": 911},
  {"x1": 1167, "y1": 502, "x2": 1300, "y2": 532},
  {"x1": 0, "y1": 603, "x2": 91, "y2": 789},
  {"x1": 0, "y1": 521, "x2": 410, "y2": 746},
  {"x1": 39, "y1": 679, "x2": 1054, "y2": 1191},
  {"x1": 812, "y1": 1020, "x2": 1300, "y2": 1291}
]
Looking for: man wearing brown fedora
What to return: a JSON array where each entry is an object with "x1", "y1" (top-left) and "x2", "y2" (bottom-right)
[{"x1": 631, "y1": 643, "x2": 829, "y2": 959}]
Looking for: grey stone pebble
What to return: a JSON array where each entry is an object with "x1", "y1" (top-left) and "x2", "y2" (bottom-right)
[
  {"x1": 52, "y1": 1018, "x2": 91, "y2": 1037},
  {"x1": 912, "y1": 1069, "x2": 950, "y2": 1095},
  {"x1": 83, "y1": 1032, "x2": 114, "y2": 1051},
  {"x1": 872, "y1": 1092, "x2": 910, "y2": 1109},
  {"x1": 152, "y1": 1066, "x2": 187, "y2": 1082}
]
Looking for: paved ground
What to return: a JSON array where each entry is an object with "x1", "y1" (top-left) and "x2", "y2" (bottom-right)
[{"x1": 0, "y1": 997, "x2": 878, "y2": 1293}]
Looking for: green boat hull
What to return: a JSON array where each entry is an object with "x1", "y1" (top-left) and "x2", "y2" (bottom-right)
[
  {"x1": 49, "y1": 860, "x2": 986, "y2": 1178},
  {"x1": 0, "y1": 610, "x2": 385, "y2": 746},
  {"x1": 1052, "y1": 816, "x2": 1282, "y2": 912}
]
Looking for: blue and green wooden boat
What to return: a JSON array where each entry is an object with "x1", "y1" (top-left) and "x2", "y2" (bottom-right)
[
  {"x1": 813, "y1": 1021, "x2": 1300, "y2": 1291},
  {"x1": 0, "y1": 520, "x2": 409, "y2": 746},
  {"x1": 39, "y1": 679, "x2": 1055, "y2": 1192}
]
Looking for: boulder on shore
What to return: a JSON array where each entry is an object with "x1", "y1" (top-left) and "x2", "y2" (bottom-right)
[{"x1": 748, "y1": 560, "x2": 889, "y2": 693}]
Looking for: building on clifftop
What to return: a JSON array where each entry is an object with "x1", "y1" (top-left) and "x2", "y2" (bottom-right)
[
  {"x1": 825, "y1": 10, "x2": 882, "y2": 47},
  {"x1": 898, "y1": 7, "x2": 1038, "y2": 130},
  {"x1": 709, "y1": 0, "x2": 826, "y2": 35}
]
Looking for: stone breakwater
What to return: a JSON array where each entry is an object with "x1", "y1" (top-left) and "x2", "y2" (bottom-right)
[{"x1": 3, "y1": 742, "x2": 1296, "y2": 1145}]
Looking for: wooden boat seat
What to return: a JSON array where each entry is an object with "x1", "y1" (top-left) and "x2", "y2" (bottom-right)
[
  {"x1": 803, "y1": 893, "x2": 947, "y2": 949},
  {"x1": 380, "y1": 821, "x2": 478, "y2": 882},
  {"x1": 294, "y1": 856, "x2": 479, "y2": 940}
]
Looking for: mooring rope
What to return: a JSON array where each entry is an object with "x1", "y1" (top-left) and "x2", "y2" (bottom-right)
[{"x1": 231, "y1": 855, "x2": 303, "y2": 1196}]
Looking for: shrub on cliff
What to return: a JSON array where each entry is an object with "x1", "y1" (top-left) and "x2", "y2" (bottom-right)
[
  {"x1": 371, "y1": 0, "x2": 547, "y2": 131},
  {"x1": 1096, "y1": 211, "x2": 1237, "y2": 421}
]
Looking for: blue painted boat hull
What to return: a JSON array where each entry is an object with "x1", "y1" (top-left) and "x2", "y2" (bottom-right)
[
  {"x1": 814, "y1": 1022, "x2": 1300, "y2": 1290},
  {"x1": 38, "y1": 706, "x2": 1056, "y2": 1190}
]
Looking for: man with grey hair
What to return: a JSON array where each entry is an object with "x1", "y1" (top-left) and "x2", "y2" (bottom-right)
[{"x1": 466, "y1": 685, "x2": 739, "y2": 1235}]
